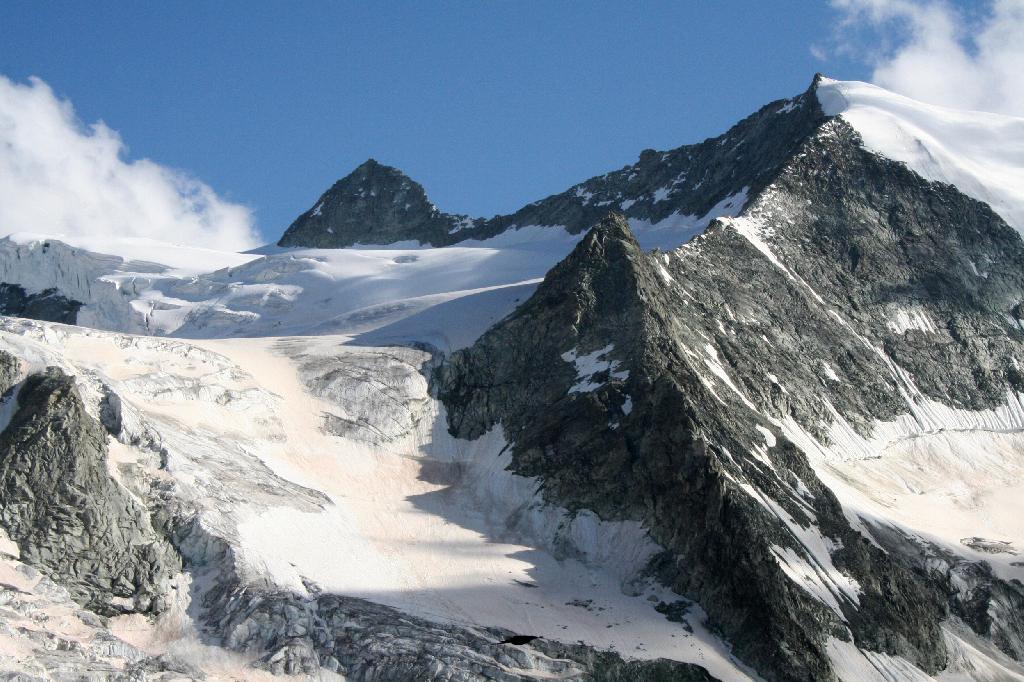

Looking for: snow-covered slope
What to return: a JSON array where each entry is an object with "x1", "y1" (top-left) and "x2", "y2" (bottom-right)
[
  {"x1": 0, "y1": 232, "x2": 567, "y2": 345},
  {"x1": 4, "y1": 232, "x2": 259, "y2": 275},
  {"x1": 0, "y1": 235, "x2": 261, "y2": 334},
  {"x1": 0, "y1": 317, "x2": 756, "y2": 680},
  {"x1": 2, "y1": 75, "x2": 1024, "y2": 681},
  {"x1": 0, "y1": 214, "x2": 750, "y2": 348},
  {"x1": 817, "y1": 78, "x2": 1024, "y2": 232}
]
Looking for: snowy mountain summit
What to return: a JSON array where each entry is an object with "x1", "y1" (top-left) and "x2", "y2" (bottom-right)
[{"x1": 1, "y1": 76, "x2": 1024, "y2": 681}]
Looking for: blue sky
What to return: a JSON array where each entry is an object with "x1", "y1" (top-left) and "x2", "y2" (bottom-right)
[{"x1": 0, "y1": 2, "x2": 968, "y2": 243}]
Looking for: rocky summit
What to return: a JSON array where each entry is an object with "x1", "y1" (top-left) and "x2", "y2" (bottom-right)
[
  {"x1": 0, "y1": 76, "x2": 1023, "y2": 680},
  {"x1": 277, "y1": 158, "x2": 477, "y2": 248}
]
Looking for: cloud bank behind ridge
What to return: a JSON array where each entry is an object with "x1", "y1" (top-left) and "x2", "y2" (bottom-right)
[
  {"x1": 827, "y1": 0, "x2": 1024, "y2": 117},
  {"x1": 0, "y1": 75, "x2": 261, "y2": 252}
]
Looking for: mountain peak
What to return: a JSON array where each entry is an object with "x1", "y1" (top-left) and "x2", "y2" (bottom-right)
[
  {"x1": 585, "y1": 211, "x2": 637, "y2": 243},
  {"x1": 568, "y1": 212, "x2": 643, "y2": 269},
  {"x1": 337, "y1": 157, "x2": 421, "y2": 196},
  {"x1": 521, "y1": 212, "x2": 653, "y2": 328},
  {"x1": 562, "y1": 209, "x2": 638, "y2": 255},
  {"x1": 350, "y1": 157, "x2": 403, "y2": 179},
  {"x1": 277, "y1": 159, "x2": 459, "y2": 248}
]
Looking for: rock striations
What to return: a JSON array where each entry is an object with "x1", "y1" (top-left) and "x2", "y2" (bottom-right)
[
  {"x1": 436, "y1": 82, "x2": 1024, "y2": 680},
  {"x1": 436, "y1": 215, "x2": 940, "y2": 680}
]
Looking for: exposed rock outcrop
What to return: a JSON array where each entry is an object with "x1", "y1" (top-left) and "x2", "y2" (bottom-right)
[
  {"x1": 869, "y1": 523, "x2": 1024, "y2": 663},
  {"x1": 0, "y1": 545, "x2": 200, "y2": 680},
  {"x1": 278, "y1": 158, "x2": 476, "y2": 248},
  {"x1": 0, "y1": 367, "x2": 180, "y2": 616},
  {"x1": 437, "y1": 215, "x2": 948, "y2": 680},
  {"x1": 198, "y1": 575, "x2": 714, "y2": 681},
  {"x1": 0, "y1": 349, "x2": 19, "y2": 396},
  {"x1": 0, "y1": 282, "x2": 82, "y2": 324},
  {"x1": 436, "y1": 99, "x2": 1024, "y2": 680}
]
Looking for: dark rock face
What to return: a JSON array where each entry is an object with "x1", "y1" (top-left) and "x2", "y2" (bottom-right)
[
  {"x1": 0, "y1": 282, "x2": 82, "y2": 324},
  {"x1": 436, "y1": 93, "x2": 1024, "y2": 679},
  {"x1": 278, "y1": 158, "x2": 475, "y2": 248},
  {"x1": 0, "y1": 349, "x2": 19, "y2": 396},
  {"x1": 278, "y1": 82, "x2": 827, "y2": 248},
  {"x1": 437, "y1": 215, "x2": 945, "y2": 680},
  {"x1": 691, "y1": 118, "x2": 1024, "y2": 426},
  {"x1": 0, "y1": 368, "x2": 180, "y2": 616},
  {"x1": 484, "y1": 81, "x2": 824, "y2": 241}
]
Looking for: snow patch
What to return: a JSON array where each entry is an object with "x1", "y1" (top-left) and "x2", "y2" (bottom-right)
[
  {"x1": 820, "y1": 361, "x2": 841, "y2": 382},
  {"x1": 738, "y1": 480, "x2": 862, "y2": 619},
  {"x1": 631, "y1": 187, "x2": 749, "y2": 250},
  {"x1": 887, "y1": 306, "x2": 940, "y2": 335},
  {"x1": 447, "y1": 216, "x2": 476, "y2": 234},
  {"x1": 776, "y1": 99, "x2": 801, "y2": 115},
  {"x1": 561, "y1": 344, "x2": 629, "y2": 394},
  {"x1": 702, "y1": 343, "x2": 757, "y2": 410},
  {"x1": 755, "y1": 424, "x2": 776, "y2": 448}
]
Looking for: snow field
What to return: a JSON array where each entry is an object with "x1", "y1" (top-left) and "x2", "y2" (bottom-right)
[
  {"x1": 0, "y1": 322, "x2": 760, "y2": 680},
  {"x1": 817, "y1": 78, "x2": 1024, "y2": 233}
]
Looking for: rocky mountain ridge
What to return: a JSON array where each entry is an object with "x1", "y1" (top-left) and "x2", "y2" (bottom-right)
[
  {"x1": 0, "y1": 75, "x2": 1022, "y2": 680},
  {"x1": 278, "y1": 77, "x2": 831, "y2": 249},
  {"x1": 436, "y1": 91, "x2": 1024, "y2": 679}
]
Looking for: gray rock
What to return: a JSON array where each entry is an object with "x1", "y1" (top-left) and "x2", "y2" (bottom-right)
[
  {"x1": 0, "y1": 350, "x2": 19, "y2": 397},
  {"x1": 871, "y1": 523, "x2": 1024, "y2": 662},
  {"x1": 278, "y1": 158, "x2": 475, "y2": 248},
  {"x1": 0, "y1": 367, "x2": 181, "y2": 616},
  {"x1": 200, "y1": 576, "x2": 712, "y2": 681},
  {"x1": 0, "y1": 282, "x2": 82, "y2": 325}
]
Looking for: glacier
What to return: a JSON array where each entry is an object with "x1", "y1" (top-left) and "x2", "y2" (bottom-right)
[{"x1": 0, "y1": 76, "x2": 1023, "y2": 680}]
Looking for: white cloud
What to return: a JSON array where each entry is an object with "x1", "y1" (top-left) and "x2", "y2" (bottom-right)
[
  {"x1": 0, "y1": 75, "x2": 261, "y2": 251},
  {"x1": 830, "y1": 0, "x2": 1024, "y2": 116}
]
